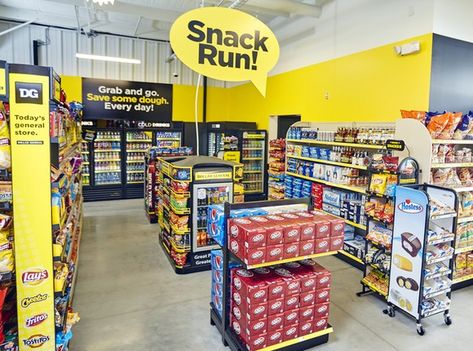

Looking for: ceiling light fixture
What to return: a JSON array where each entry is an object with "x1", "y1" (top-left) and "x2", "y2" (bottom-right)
[
  {"x1": 76, "y1": 53, "x2": 141, "y2": 64},
  {"x1": 87, "y1": 0, "x2": 115, "y2": 6}
]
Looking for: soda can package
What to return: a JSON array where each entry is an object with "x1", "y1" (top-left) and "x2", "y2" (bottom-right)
[
  {"x1": 299, "y1": 319, "x2": 314, "y2": 337},
  {"x1": 267, "y1": 329, "x2": 283, "y2": 346},
  {"x1": 211, "y1": 250, "x2": 223, "y2": 271}
]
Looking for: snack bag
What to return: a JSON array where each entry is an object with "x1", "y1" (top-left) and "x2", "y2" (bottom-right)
[
  {"x1": 445, "y1": 144, "x2": 455, "y2": 163},
  {"x1": 427, "y1": 112, "x2": 450, "y2": 138},
  {"x1": 370, "y1": 174, "x2": 388, "y2": 195},
  {"x1": 438, "y1": 112, "x2": 462, "y2": 139},
  {"x1": 461, "y1": 192, "x2": 473, "y2": 217},
  {"x1": 400, "y1": 110, "x2": 426, "y2": 123},
  {"x1": 432, "y1": 169, "x2": 449, "y2": 185},
  {"x1": 0, "y1": 103, "x2": 10, "y2": 170},
  {"x1": 454, "y1": 113, "x2": 473, "y2": 140},
  {"x1": 381, "y1": 202, "x2": 394, "y2": 223},
  {"x1": 0, "y1": 182, "x2": 12, "y2": 203},
  {"x1": 383, "y1": 155, "x2": 399, "y2": 172},
  {"x1": 458, "y1": 168, "x2": 473, "y2": 186},
  {"x1": 431, "y1": 144, "x2": 441, "y2": 164},
  {"x1": 385, "y1": 175, "x2": 398, "y2": 197},
  {"x1": 0, "y1": 239, "x2": 13, "y2": 273}
]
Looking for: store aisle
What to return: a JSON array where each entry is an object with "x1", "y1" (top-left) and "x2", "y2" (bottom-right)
[{"x1": 71, "y1": 200, "x2": 473, "y2": 351}]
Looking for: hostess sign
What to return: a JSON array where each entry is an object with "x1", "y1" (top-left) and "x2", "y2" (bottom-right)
[
  {"x1": 82, "y1": 78, "x2": 172, "y2": 122},
  {"x1": 170, "y1": 7, "x2": 279, "y2": 96}
]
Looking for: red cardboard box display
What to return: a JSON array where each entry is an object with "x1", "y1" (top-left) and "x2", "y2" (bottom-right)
[
  {"x1": 268, "y1": 214, "x2": 301, "y2": 243},
  {"x1": 244, "y1": 333, "x2": 267, "y2": 351},
  {"x1": 300, "y1": 291, "x2": 316, "y2": 307},
  {"x1": 267, "y1": 313, "x2": 284, "y2": 332},
  {"x1": 299, "y1": 306, "x2": 315, "y2": 322},
  {"x1": 284, "y1": 242, "x2": 300, "y2": 259},
  {"x1": 268, "y1": 299, "x2": 284, "y2": 316},
  {"x1": 312, "y1": 216, "x2": 331, "y2": 239},
  {"x1": 284, "y1": 294, "x2": 300, "y2": 310},
  {"x1": 315, "y1": 238, "x2": 331, "y2": 253},
  {"x1": 273, "y1": 267, "x2": 300, "y2": 295},
  {"x1": 267, "y1": 245, "x2": 284, "y2": 262},
  {"x1": 299, "y1": 260, "x2": 332, "y2": 289},
  {"x1": 330, "y1": 235, "x2": 344, "y2": 251},
  {"x1": 283, "y1": 262, "x2": 317, "y2": 293},
  {"x1": 267, "y1": 329, "x2": 283, "y2": 346},
  {"x1": 315, "y1": 288, "x2": 330, "y2": 304},
  {"x1": 232, "y1": 303, "x2": 268, "y2": 321},
  {"x1": 283, "y1": 324, "x2": 299, "y2": 341},
  {"x1": 252, "y1": 216, "x2": 284, "y2": 245},
  {"x1": 299, "y1": 241, "x2": 315, "y2": 257},
  {"x1": 252, "y1": 268, "x2": 287, "y2": 301},
  {"x1": 299, "y1": 319, "x2": 314, "y2": 336},
  {"x1": 313, "y1": 317, "x2": 328, "y2": 332},
  {"x1": 293, "y1": 212, "x2": 317, "y2": 241},
  {"x1": 314, "y1": 302, "x2": 330, "y2": 319},
  {"x1": 229, "y1": 239, "x2": 266, "y2": 266},
  {"x1": 231, "y1": 269, "x2": 268, "y2": 304},
  {"x1": 284, "y1": 309, "x2": 299, "y2": 326},
  {"x1": 228, "y1": 218, "x2": 267, "y2": 248}
]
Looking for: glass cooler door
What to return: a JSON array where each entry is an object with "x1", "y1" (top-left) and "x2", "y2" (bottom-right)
[
  {"x1": 242, "y1": 132, "x2": 265, "y2": 194},
  {"x1": 125, "y1": 130, "x2": 152, "y2": 184},
  {"x1": 93, "y1": 130, "x2": 122, "y2": 186},
  {"x1": 192, "y1": 182, "x2": 233, "y2": 252}
]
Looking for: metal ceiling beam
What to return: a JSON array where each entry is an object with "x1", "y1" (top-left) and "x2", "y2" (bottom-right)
[
  {"x1": 202, "y1": 0, "x2": 289, "y2": 17},
  {"x1": 250, "y1": 0, "x2": 322, "y2": 17}
]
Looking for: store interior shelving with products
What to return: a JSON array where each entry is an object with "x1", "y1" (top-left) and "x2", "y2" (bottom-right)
[
  {"x1": 395, "y1": 117, "x2": 473, "y2": 289},
  {"x1": 268, "y1": 138, "x2": 286, "y2": 200},
  {"x1": 241, "y1": 131, "x2": 267, "y2": 198}
]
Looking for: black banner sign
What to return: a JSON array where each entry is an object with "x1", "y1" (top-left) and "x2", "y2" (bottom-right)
[
  {"x1": 385, "y1": 139, "x2": 405, "y2": 151},
  {"x1": 82, "y1": 78, "x2": 172, "y2": 122}
]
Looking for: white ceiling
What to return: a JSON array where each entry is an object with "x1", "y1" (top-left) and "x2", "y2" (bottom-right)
[{"x1": 0, "y1": 0, "x2": 333, "y2": 41}]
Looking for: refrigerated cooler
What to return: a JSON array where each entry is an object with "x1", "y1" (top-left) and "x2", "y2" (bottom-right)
[
  {"x1": 157, "y1": 156, "x2": 244, "y2": 274},
  {"x1": 205, "y1": 122, "x2": 257, "y2": 157},
  {"x1": 81, "y1": 121, "x2": 184, "y2": 201},
  {"x1": 241, "y1": 130, "x2": 268, "y2": 201}
]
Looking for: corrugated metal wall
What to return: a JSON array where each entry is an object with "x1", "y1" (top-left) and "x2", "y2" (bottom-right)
[{"x1": 0, "y1": 21, "x2": 225, "y2": 87}]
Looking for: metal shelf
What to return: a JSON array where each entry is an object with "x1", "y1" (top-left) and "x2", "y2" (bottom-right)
[
  {"x1": 287, "y1": 172, "x2": 367, "y2": 194},
  {"x1": 287, "y1": 138, "x2": 385, "y2": 149},
  {"x1": 287, "y1": 154, "x2": 368, "y2": 170},
  {"x1": 432, "y1": 139, "x2": 473, "y2": 144},
  {"x1": 455, "y1": 246, "x2": 473, "y2": 254},
  {"x1": 431, "y1": 162, "x2": 473, "y2": 168}
]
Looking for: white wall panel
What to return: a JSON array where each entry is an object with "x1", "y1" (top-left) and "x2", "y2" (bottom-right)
[{"x1": 0, "y1": 21, "x2": 225, "y2": 87}]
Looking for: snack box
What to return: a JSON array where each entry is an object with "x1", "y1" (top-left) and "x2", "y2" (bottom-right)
[
  {"x1": 267, "y1": 313, "x2": 284, "y2": 331},
  {"x1": 299, "y1": 260, "x2": 332, "y2": 290},
  {"x1": 229, "y1": 218, "x2": 267, "y2": 248},
  {"x1": 231, "y1": 269, "x2": 269, "y2": 304},
  {"x1": 251, "y1": 216, "x2": 284, "y2": 245},
  {"x1": 267, "y1": 329, "x2": 283, "y2": 346},
  {"x1": 229, "y1": 238, "x2": 266, "y2": 266}
]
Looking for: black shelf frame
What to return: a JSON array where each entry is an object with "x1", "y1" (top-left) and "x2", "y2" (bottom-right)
[{"x1": 210, "y1": 197, "x2": 333, "y2": 351}]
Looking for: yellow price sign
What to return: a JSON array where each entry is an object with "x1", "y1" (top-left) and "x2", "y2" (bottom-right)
[
  {"x1": 223, "y1": 151, "x2": 240, "y2": 162},
  {"x1": 170, "y1": 7, "x2": 279, "y2": 96}
]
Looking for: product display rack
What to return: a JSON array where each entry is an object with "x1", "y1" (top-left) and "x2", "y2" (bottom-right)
[
  {"x1": 384, "y1": 184, "x2": 456, "y2": 335},
  {"x1": 356, "y1": 158, "x2": 420, "y2": 299},
  {"x1": 395, "y1": 118, "x2": 473, "y2": 289},
  {"x1": 241, "y1": 130, "x2": 268, "y2": 201},
  {"x1": 285, "y1": 122, "x2": 396, "y2": 270},
  {"x1": 157, "y1": 156, "x2": 243, "y2": 274},
  {"x1": 210, "y1": 198, "x2": 334, "y2": 351},
  {"x1": 268, "y1": 139, "x2": 286, "y2": 200},
  {"x1": 7, "y1": 64, "x2": 82, "y2": 351}
]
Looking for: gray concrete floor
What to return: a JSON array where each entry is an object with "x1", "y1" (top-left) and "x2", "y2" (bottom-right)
[{"x1": 71, "y1": 199, "x2": 473, "y2": 351}]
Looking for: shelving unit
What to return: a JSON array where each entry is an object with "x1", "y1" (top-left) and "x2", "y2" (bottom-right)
[
  {"x1": 210, "y1": 198, "x2": 335, "y2": 351},
  {"x1": 268, "y1": 138, "x2": 286, "y2": 200},
  {"x1": 385, "y1": 184, "x2": 455, "y2": 335},
  {"x1": 396, "y1": 118, "x2": 473, "y2": 290},
  {"x1": 241, "y1": 130, "x2": 268, "y2": 201}
]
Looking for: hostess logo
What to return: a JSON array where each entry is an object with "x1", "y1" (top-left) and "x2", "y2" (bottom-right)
[
  {"x1": 15, "y1": 82, "x2": 43, "y2": 104},
  {"x1": 398, "y1": 199, "x2": 423, "y2": 214}
]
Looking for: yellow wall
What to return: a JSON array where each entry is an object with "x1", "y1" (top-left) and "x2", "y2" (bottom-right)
[
  {"x1": 218, "y1": 33, "x2": 433, "y2": 131},
  {"x1": 62, "y1": 33, "x2": 433, "y2": 131}
]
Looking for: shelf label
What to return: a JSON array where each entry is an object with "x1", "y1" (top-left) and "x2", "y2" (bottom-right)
[
  {"x1": 385, "y1": 139, "x2": 405, "y2": 151},
  {"x1": 9, "y1": 65, "x2": 55, "y2": 351},
  {"x1": 223, "y1": 151, "x2": 240, "y2": 162},
  {"x1": 195, "y1": 171, "x2": 232, "y2": 181}
]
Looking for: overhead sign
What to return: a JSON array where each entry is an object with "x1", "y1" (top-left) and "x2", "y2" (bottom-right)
[
  {"x1": 386, "y1": 139, "x2": 405, "y2": 151},
  {"x1": 170, "y1": 7, "x2": 279, "y2": 96},
  {"x1": 82, "y1": 78, "x2": 172, "y2": 122}
]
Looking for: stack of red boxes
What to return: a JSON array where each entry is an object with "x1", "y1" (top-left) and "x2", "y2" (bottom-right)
[
  {"x1": 228, "y1": 211, "x2": 345, "y2": 266},
  {"x1": 230, "y1": 260, "x2": 332, "y2": 350},
  {"x1": 312, "y1": 184, "x2": 325, "y2": 210}
]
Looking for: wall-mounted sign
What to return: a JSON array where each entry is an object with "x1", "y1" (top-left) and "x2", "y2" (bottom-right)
[
  {"x1": 0, "y1": 61, "x2": 6, "y2": 98},
  {"x1": 170, "y1": 7, "x2": 279, "y2": 97},
  {"x1": 82, "y1": 78, "x2": 172, "y2": 122},
  {"x1": 386, "y1": 139, "x2": 405, "y2": 151}
]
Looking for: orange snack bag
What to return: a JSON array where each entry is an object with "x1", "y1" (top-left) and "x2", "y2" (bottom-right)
[
  {"x1": 427, "y1": 113, "x2": 450, "y2": 139},
  {"x1": 438, "y1": 112, "x2": 462, "y2": 139}
]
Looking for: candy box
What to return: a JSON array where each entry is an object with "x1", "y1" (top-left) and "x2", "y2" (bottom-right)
[
  {"x1": 330, "y1": 235, "x2": 344, "y2": 251},
  {"x1": 252, "y1": 216, "x2": 284, "y2": 245},
  {"x1": 299, "y1": 305, "x2": 315, "y2": 322},
  {"x1": 229, "y1": 239, "x2": 266, "y2": 266},
  {"x1": 300, "y1": 291, "x2": 316, "y2": 307},
  {"x1": 313, "y1": 317, "x2": 328, "y2": 332},
  {"x1": 229, "y1": 218, "x2": 267, "y2": 248},
  {"x1": 267, "y1": 313, "x2": 284, "y2": 331},
  {"x1": 315, "y1": 289, "x2": 330, "y2": 304},
  {"x1": 299, "y1": 319, "x2": 314, "y2": 336},
  {"x1": 268, "y1": 298, "x2": 284, "y2": 316},
  {"x1": 284, "y1": 309, "x2": 299, "y2": 326},
  {"x1": 267, "y1": 245, "x2": 284, "y2": 262},
  {"x1": 231, "y1": 269, "x2": 268, "y2": 304},
  {"x1": 315, "y1": 238, "x2": 331, "y2": 253},
  {"x1": 273, "y1": 267, "x2": 300, "y2": 295},
  {"x1": 284, "y1": 242, "x2": 300, "y2": 259},
  {"x1": 283, "y1": 324, "x2": 299, "y2": 341},
  {"x1": 299, "y1": 241, "x2": 315, "y2": 256},
  {"x1": 314, "y1": 302, "x2": 330, "y2": 319},
  {"x1": 267, "y1": 329, "x2": 283, "y2": 346}
]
